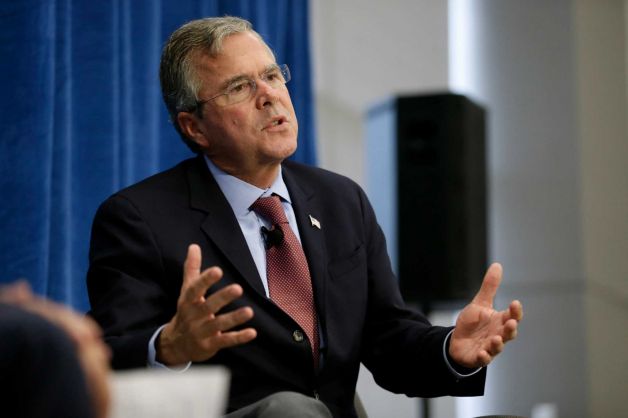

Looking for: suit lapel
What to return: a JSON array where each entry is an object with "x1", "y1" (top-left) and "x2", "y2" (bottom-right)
[
  {"x1": 185, "y1": 157, "x2": 266, "y2": 297},
  {"x1": 282, "y1": 165, "x2": 328, "y2": 326}
]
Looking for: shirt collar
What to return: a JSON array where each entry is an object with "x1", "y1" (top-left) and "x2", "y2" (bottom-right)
[{"x1": 204, "y1": 155, "x2": 291, "y2": 217}]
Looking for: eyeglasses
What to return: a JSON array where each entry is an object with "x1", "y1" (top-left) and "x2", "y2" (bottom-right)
[{"x1": 195, "y1": 64, "x2": 291, "y2": 109}]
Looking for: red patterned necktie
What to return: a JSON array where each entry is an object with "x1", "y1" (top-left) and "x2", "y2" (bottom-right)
[{"x1": 251, "y1": 195, "x2": 320, "y2": 368}]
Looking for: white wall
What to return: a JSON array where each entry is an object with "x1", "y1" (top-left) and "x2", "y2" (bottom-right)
[
  {"x1": 451, "y1": 2, "x2": 588, "y2": 415},
  {"x1": 311, "y1": 1, "x2": 628, "y2": 418},
  {"x1": 575, "y1": 1, "x2": 628, "y2": 417},
  {"x1": 311, "y1": 0, "x2": 449, "y2": 185},
  {"x1": 450, "y1": 1, "x2": 628, "y2": 417}
]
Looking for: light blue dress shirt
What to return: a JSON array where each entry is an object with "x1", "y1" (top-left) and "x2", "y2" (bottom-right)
[{"x1": 204, "y1": 156, "x2": 302, "y2": 297}]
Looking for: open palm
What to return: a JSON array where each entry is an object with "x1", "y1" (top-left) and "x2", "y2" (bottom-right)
[{"x1": 449, "y1": 263, "x2": 523, "y2": 368}]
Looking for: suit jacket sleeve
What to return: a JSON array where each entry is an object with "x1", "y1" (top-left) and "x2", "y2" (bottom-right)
[
  {"x1": 352, "y1": 181, "x2": 486, "y2": 396},
  {"x1": 87, "y1": 193, "x2": 178, "y2": 369},
  {"x1": 283, "y1": 162, "x2": 485, "y2": 399}
]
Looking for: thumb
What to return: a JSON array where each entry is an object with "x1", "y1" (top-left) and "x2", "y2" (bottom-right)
[{"x1": 472, "y1": 262, "x2": 503, "y2": 307}]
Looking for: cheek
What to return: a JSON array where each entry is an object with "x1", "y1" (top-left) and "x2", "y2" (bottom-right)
[
  {"x1": 282, "y1": 94, "x2": 297, "y2": 116},
  {"x1": 225, "y1": 110, "x2": 254, "y2": 129}
]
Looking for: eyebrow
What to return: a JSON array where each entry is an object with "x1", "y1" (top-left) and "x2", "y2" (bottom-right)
[{"x1": 218, "y1": 63, "x2": 280, "y2": 90}]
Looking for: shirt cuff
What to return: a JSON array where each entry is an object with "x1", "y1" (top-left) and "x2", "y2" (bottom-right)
[
  {"x1": 147, "y1": 324, "x2": 191, "y2": 372},
  {"x1": 442, "y1": 329, "x2": 483, "y2": 378}
]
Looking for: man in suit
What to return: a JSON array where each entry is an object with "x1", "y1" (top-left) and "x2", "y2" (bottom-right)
[{"x1": 87, "y1": 16, "x2": 523, "y2": 417}]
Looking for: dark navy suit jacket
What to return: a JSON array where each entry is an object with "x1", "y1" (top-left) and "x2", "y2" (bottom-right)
[{"x1": 87, "y1": 155, "x2": 485, "y2": 417}]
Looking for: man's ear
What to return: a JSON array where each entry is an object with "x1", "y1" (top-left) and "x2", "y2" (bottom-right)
[{"x1": 177, "y1": 111, "x2": 209, "y2": 149}]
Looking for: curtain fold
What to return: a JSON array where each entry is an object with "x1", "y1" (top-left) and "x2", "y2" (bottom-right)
[{"x1": 0, "y1": 0, "x2": 315, "y2": 311}]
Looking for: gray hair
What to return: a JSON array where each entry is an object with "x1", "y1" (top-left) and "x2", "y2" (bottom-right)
[{"x1": 159, "y1": 16, "x2": 271, "y2": 152}]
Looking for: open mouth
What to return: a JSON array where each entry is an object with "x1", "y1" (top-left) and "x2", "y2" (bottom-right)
[{"x1": 264, "y1": 117, "x2": 287, "y2": 129}]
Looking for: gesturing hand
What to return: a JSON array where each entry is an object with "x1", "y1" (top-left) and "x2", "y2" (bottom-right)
[
  {"x1": 449, "y1": 263, "x2": 523, "y2": 368},
  {"x1": 157, "y1": 244, "x2": 257, "y2": 366}
]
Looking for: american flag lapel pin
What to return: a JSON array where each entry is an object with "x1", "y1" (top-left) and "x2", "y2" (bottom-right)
[{"x1": 309, "y1": 214, "x2": 321, "y2": 229}]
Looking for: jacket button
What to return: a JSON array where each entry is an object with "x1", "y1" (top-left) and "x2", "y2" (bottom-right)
[{"x1": 292, "y1": 330, "x2": 304, "y2": 342}]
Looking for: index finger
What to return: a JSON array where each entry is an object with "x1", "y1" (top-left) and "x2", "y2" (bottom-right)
[
  {"x1": 183, "y1": 244, "x2": 202, "y2": 286},
  {"x1": 181, "y1": 244, "x2": 223, "y2": 304},
  {"x1": 472, "y1": 262, "x2": 503, "y2": 307}
]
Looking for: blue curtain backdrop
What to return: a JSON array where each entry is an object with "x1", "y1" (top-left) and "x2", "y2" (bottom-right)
[{"x1": 0, "y1": 0, "x2": 315, "y2": 311}]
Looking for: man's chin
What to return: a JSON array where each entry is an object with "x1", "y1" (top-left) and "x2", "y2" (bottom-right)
[{"x1": 273, "y1": 139, "x2": 298, "y2": 161}]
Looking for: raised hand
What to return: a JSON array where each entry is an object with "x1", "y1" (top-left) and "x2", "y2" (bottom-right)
[
  {"x1": 157, "y1": 244, "x2": 257, "y2": 365},
  {"x1": 449, "y1": 263, "x2": 523, "y2": 368}
]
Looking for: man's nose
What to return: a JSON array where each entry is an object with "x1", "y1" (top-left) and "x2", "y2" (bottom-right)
[{"x1": 255, "y1": 79, "x2": 281, "y2": 108}]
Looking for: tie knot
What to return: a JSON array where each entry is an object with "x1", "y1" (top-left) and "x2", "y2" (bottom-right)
[{"x1": 251, "y1": 195, "x2": 288, "y2": 225}]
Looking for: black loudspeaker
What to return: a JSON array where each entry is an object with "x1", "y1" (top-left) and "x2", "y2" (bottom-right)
[{"x1": 366, "y1": 93, "x2": 487, "y2": 308}]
